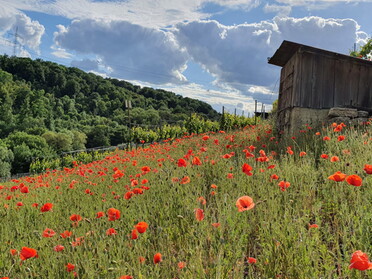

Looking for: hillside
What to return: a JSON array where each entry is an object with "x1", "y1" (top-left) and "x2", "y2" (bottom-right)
[{"x1": 0, "y1": 55, "x2": 220, "y2": 175}]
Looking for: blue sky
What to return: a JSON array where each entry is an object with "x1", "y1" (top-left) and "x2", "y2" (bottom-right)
[{"x1": 0, "y1": 0, "x2": 371, "y2": 115}]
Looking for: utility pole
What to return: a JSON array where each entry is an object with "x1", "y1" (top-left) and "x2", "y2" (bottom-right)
[
  {"x1": 125, "y1": 100, "x2": 132, "y2": 148},
  {"x1": 13, "y1": 26, "x2": 19, "y2": 57}
]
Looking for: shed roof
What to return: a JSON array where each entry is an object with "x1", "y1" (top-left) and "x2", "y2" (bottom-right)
[{"x1": 268, "y1": 40, "x2": 372, "y2": 67}]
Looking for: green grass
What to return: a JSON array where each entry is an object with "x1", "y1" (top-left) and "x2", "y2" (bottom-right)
[{"x1": 0, "y1": 121, "x2": 371, "y2": 278}]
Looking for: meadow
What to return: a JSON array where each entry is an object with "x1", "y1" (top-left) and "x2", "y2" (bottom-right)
[{"x1": 0, "y1": 120, "x2": 371, "y2": 279}]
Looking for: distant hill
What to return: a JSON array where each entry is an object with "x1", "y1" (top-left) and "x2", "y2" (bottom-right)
[{"x1": 0, "y1": 55, "x2": 220, "y2": 175}]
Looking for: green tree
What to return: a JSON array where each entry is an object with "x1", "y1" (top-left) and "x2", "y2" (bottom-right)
[{"x1": 350, "y1": 38, "x2": 372, "y2": 59}]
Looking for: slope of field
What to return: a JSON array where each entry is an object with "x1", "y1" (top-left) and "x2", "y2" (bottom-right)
[{"x1": 0, "y1": 121, "x2": 371, "y2": 278}]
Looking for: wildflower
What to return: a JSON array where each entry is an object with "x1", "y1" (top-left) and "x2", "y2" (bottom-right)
[
  {"x1": 66, "y1": 263, "x2": 75, "y2": 272},
  {"x1": 178, "y1": 261, "x2": 186, "y2": 269},
  {"x1": 299, "y1": 151, "x2": 307, "y2": 157},
  {"x1": 195, "y1": 208, "x2": 204, "y2": 221},
  {"x1": 323, "y1": 136, "x2": 330, "y2": 141},
  {"x1": 308, "y1": 224, "x2": 319, "y2": 229},
  {"x1": 278, "y1": 180, "x2": 290, "y2": 191},
  {"x1": 53, "y1": 245, "x2": 65, "y2": 252},
  {"x1": 106, "y1": 228, "x2": 118, "y2": 236},
  {"x1": 60, "y1": 230, "x2": 73, "y2": 238},
  {"x1": 346, "y1": 175, "x2": 363, "y2": 187},
  {"x1": 212, "y1": 223, "x2": 220, "y2": 228},
  {"x1": 270, "y1": 174, "x2": 279, "y2": 181},
  {"x1": 363, "y1": 164, "x2": 372, "y2": 174},
  {"x1": 236, "y1": 196, "x2": 255, "y2": 212},
  {"x1": 320, "y1": 154, "x2": 329, "y2": 159},
  {"x1": 192, "y1": 156, "x2": 202, "y2": 165},
  {"x1": 20, "y1": 247, "x2": 38, "y2": 261},
  {"x1": 40, "y1": 203, "x2": 53, "y2": 212},
  {"x1": 96, "y1": 211, "x2": 105, "y2": 218},
  {"x1": 10, "y1": 249, "x2": 17, "y2": 256},
  {"x1": 131, "y1": 229, "x2": 138, "y2": 240},
  {"x1": 247, "y1": 257, "x2": 257, "y2": 264},
  {"x1": 330, "y1": 156, "x2": 340, "y2": 162},
  {"x1": 180, "y1": 176, "x2": 191, "y2": 184},
  {"x1": 349, "y1": 250, "x2": 372, "y2": 270},
  {"x1": 135, "y1": 222, "x2": 148, "y2": 234},
  {"x1": 107, "y1": 208, "x2": 120, "y2": 221},
  {"x1": 70, "y1": 214, "x2": 82, "y2": 222},
  {"x1": 328, "y1": 171, "x2": 346, "y2": 182},
  {"x1": 177, "y1": 158, "x2": 187, "y2": 167},
  {"x1": 337, "y1": 135, "x2": 345, "y2": 141},
  {"x1": 153, "y1": 253, "x2": 162, "y2": 264},
  {"x1": 242, "y1": 163, "x2": 253, "y2": 176},
  {"x1": 43, "y1": 228, "x2": 56, "y2": 238}
]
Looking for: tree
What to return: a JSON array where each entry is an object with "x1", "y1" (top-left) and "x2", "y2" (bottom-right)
[{"x1": 350, "y1": 38, "x2": 372, "y2": 60}]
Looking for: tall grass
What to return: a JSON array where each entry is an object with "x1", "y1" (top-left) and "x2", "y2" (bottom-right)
[{"x1": 0, "y1": 120, "x2": 371, "y2": 278}]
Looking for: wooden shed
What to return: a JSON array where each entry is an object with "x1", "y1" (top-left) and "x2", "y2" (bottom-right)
[{"x1": 268, "y1": 40, "x2": 372, "y2": 132}]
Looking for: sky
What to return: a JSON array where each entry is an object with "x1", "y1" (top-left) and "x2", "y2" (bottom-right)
[{"x1": 0, "y1": 0, "x2": 371, "y2": 115}]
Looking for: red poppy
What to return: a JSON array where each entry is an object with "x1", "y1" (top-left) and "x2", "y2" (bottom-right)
[
  {"x1": 242, "y1": 163, "x2": 253, "y2": 176},
  {"x1": 53, "y1": 245, "x2": 65, "y2": 252},
  {"x1": 131, "y1": 229, "x2": 138, "y2": 240},
  {"x1": 308, "y1": 224, "x2": 319, "y2": 229},
  {"x1": 349, "y1": 250, "x2": 372, "y2": 270},
  {"x1": 236, "y1": 196, "x2": 255, "y2": 212},
  {"x1": 247, "y1": 257, "x2": 257, "y2": 264},
  {"x1": 20, "y1": 186, "x2": 29, "y2": 193},
  {"x1": 330, "y1": 156, "x2": 339, "y2": 162},
  {"x1": 195, "y1": 208, "x2": 204, "y2": 221},
  {"x1": 20, "y1": 247, "x2": 38, "y2": 261},
  {"x1": 346, "y1": 175, "x2": 363, "y2": 187},
  {"x1": 70, "y1": 214, "x2": 82, "y2": 222},
  {"x1": 192, "y1": 156, "x2": 202, "y2": 165},
  {"x1": 323, "y1": 136, "x2": 330, "y2": 141},
  {"x1": 211, "y1": 184, "x2": 218, "y2": 189},
  {"x1": 299, "y1": 151, "x2": 307, "y2": 157},
  {"x1": 153, "y1": 253, "x2": 162, "y2": 264},
  {"x1": 364, "y1": 164, "x2": 372, "y2": 174},
  {"x1": 320, "y1": 154, "x2": 329, "y2": 159},
  {"x1": 96, "y1": 211, "x2": 105, "y2": 218},
  {"x1": 278, "y1": 180, "x2": 290, "y2": 191},
  {"x1": 40, "y1": 203, "x2": 53, "y2": 212},
  {"x1": 106, "y1": 228, "x2": 118, "y2": 236},
  {"x1": 10, "y1": 249, "x2": 17, "y2": 256},
  {"x1": 198, "y1": 196, "x2": 206, "y2": 205},
  {"x1": 107, "y1": 208, "x2": 120, "y2": 221},
  {"x1": 177, "y1": 158, "x2": 187, "y2": 167},
  {"x1": 211, "y1": 223, "x2": 220, "y2": 228},
  {"x1": 120, "y1": 276, "x2": 133, "y2": 279},
  {"x1": 337, "y1": 135, "x2": 345, "y2": 141},
  {"x1": 43, "y1": 228, "x2": 56, "y2": 238},
  {"x1": 135, "y1": 222, "x2": 149, "y2": 234},
  {"x1": 66, "y1": 263, "x2": 75, "y2": 272},
  {"x1": 60, "y1": 230, "x2": 73, "y2": 238},
  {"x1": 202, "y1": 135, "x2": 210, "y2": 140},
  {"x1": 178, "y1": 261, "x2": 186, "y2": 269},
  {"x1": 270, "y1": 174, "x2": 279, "y2": 181},
  {"x1": 328, "y1": 171, "x2": 346, "y2": 182},
  {"x1": 180, "y1": 176, "x2": 191, "y2": 184},
  {"x1": 141, "y1": 166, "x2": 151, "y2": 173}
]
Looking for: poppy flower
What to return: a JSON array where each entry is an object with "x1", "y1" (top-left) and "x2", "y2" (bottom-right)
[
  {"x1": 242, "y1": 163, "x2": 253, "y2": 176},
  {"x1": 131, "y1": 229, "x2": 138, "y2": 240},
  {"x1": 20, "y1": 247, "x2": 38, "y2": 261},
  {"x1": 66, "y1": 263, "x2": 75, "y2": 272},
  {"x1": 178, "y1": 261, "x2": 186, "y2": 269},
  {"x1": 43, "y1": 228, "x2": 56, "y2": 238},
  {"x1": 278, "y1": 181, "x2": 290, "y2": 191},
  {"x1": 323, "y1": 136, "x2": 330, "y2": 141},
  {"x1": 364, "y1": 164, "x2": 372, "y2": 174},
  {"x1": 180, "y1": 176, "x2": 191, "y2": 184},
  {"x1": 40, "y1": 203, "x2": 53, "y2": 212},
  {"x1": 135, "y1": 222, "x2": 148, "y2": 233},
  {"x1": 195, "y1": 208, "x2": 204, "y2": 221},
  {"x1": 247, "y1": 257, "x2": 257, "y2": 264},
  {"x1": 96, "y1": 211, "x2": 105, "y2": 218},
  {"x1": 299, "y1": 151, "x2": 307, "y2": 157},
  {"x1": 192, "y1": 156, "x2": 202, "y2": 165},
  {"x1": 227, "y1": 173, "x2": 234, "y2": 179},
  {"x1": 212, "y1": 223, "x2": 220, "y2": 228},
  {"x1": 153, "y1": 253, "x2": 162, "y2": 264},
  {"x1": 337, "y1": 135, "x2": 345, "y2": 141},
  {"x1": 328, "y1": 171, "x2": 346, "y2": 182},
  {"x1": 349, "y1": 250, "x2": 372, "y2": 270},
  {"x1": 330, "y1": 156, "x2": 340, "y2": 162},
  {"x1": 270, "y1": 174, "x2": 279, "y2": 181},
  {"x1": 60, "y1": 230, "x2": 73, "y2": 238},
  {"x1": 106, "y1": 228, "x2": 118, "y2": 236},
  {"x1": 308, "y1": 224, "x2": 319, "y2": 229},
  {"x1": 211, "y1": 184, "x2": 218, "y2": 189},
  {"x1": 10, "y1": 249, "x2": 17, "y2": 256},
  {"x1": 320, "y1": 154, "x2": 329, "y2": 159},
  {"x1": 346, "y1": 175, "x2": 363, "y2": 187},
  {"x1": 107, "y1": 208, "x2": 120, "y2": 221},
  {"x1": 177, "y1": 159, "x2": 187, "y2": 167},
  {"x1": 53, "y1": 245, "x2": 65, "y2": 252},
  {"x1": 141, "y1": 166, "x2": 151, "y2": 173},
  {"x1": 70, "y1": 214, "x2": 82, "y2": 222},
  {"x1": 236, "y1": 196, "x2": 255, "y2": 212},
  {"x1": 202, "y1": 135, "x2": 209, "y2": 140},
  {"x1": 120, "y1": 276, "x2": 133, "y2": 279},
  {"x1": 198, "y1": 196, "x2": 206, "y2": 205},
  {"x1": 20, "y1": 186, "x2": 29, "y2": 193}
]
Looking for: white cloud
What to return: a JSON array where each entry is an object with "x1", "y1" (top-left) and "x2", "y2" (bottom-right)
[
  {"x1": 174, "y1": 16, "x2": 366, "y2": 89},
  {"x1": 0, "y1": 5, "x2": 44, "y2": 54},
  {"x1": 264, "y1": 4, "x2": 292, "y2": 16},
  {"x1": 54, "y1": 18, "x2": 189, "y2": 84}
]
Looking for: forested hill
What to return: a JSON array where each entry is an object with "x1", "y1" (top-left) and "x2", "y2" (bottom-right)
[{"x1": 0, "y1": 54, "x2": 219, "y2": 175}]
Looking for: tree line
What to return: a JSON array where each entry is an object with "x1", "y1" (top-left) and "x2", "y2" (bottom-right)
[{"x1": 0, "y1": 55, "x2": 220, "y2": 176}]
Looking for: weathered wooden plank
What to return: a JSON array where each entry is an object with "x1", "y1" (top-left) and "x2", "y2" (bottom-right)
[
  {"x1": 298, "y1": 50, "x2": 313, "y2": 107},
  {"x1": 357, "y1": 65, "x2": 372, "y2": 112},
  {"x1": 334, "y1": 58, "x2": 351, "y2": 107},
  {"x1": 312, "y1": 54, "x2": 335, "y2": 108}
]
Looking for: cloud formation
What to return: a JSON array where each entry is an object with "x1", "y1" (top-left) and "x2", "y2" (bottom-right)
[
  {"x1": 54, "y1": 19, "x2": 189, "y2": 84},
  {"x1": 0, "y1": 5, "x2": 44, "y2": 55}
]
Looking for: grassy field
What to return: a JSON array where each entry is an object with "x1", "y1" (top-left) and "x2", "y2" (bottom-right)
[{"x1": 0, "y1": 120, "x2": 371, "y2": 278}]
